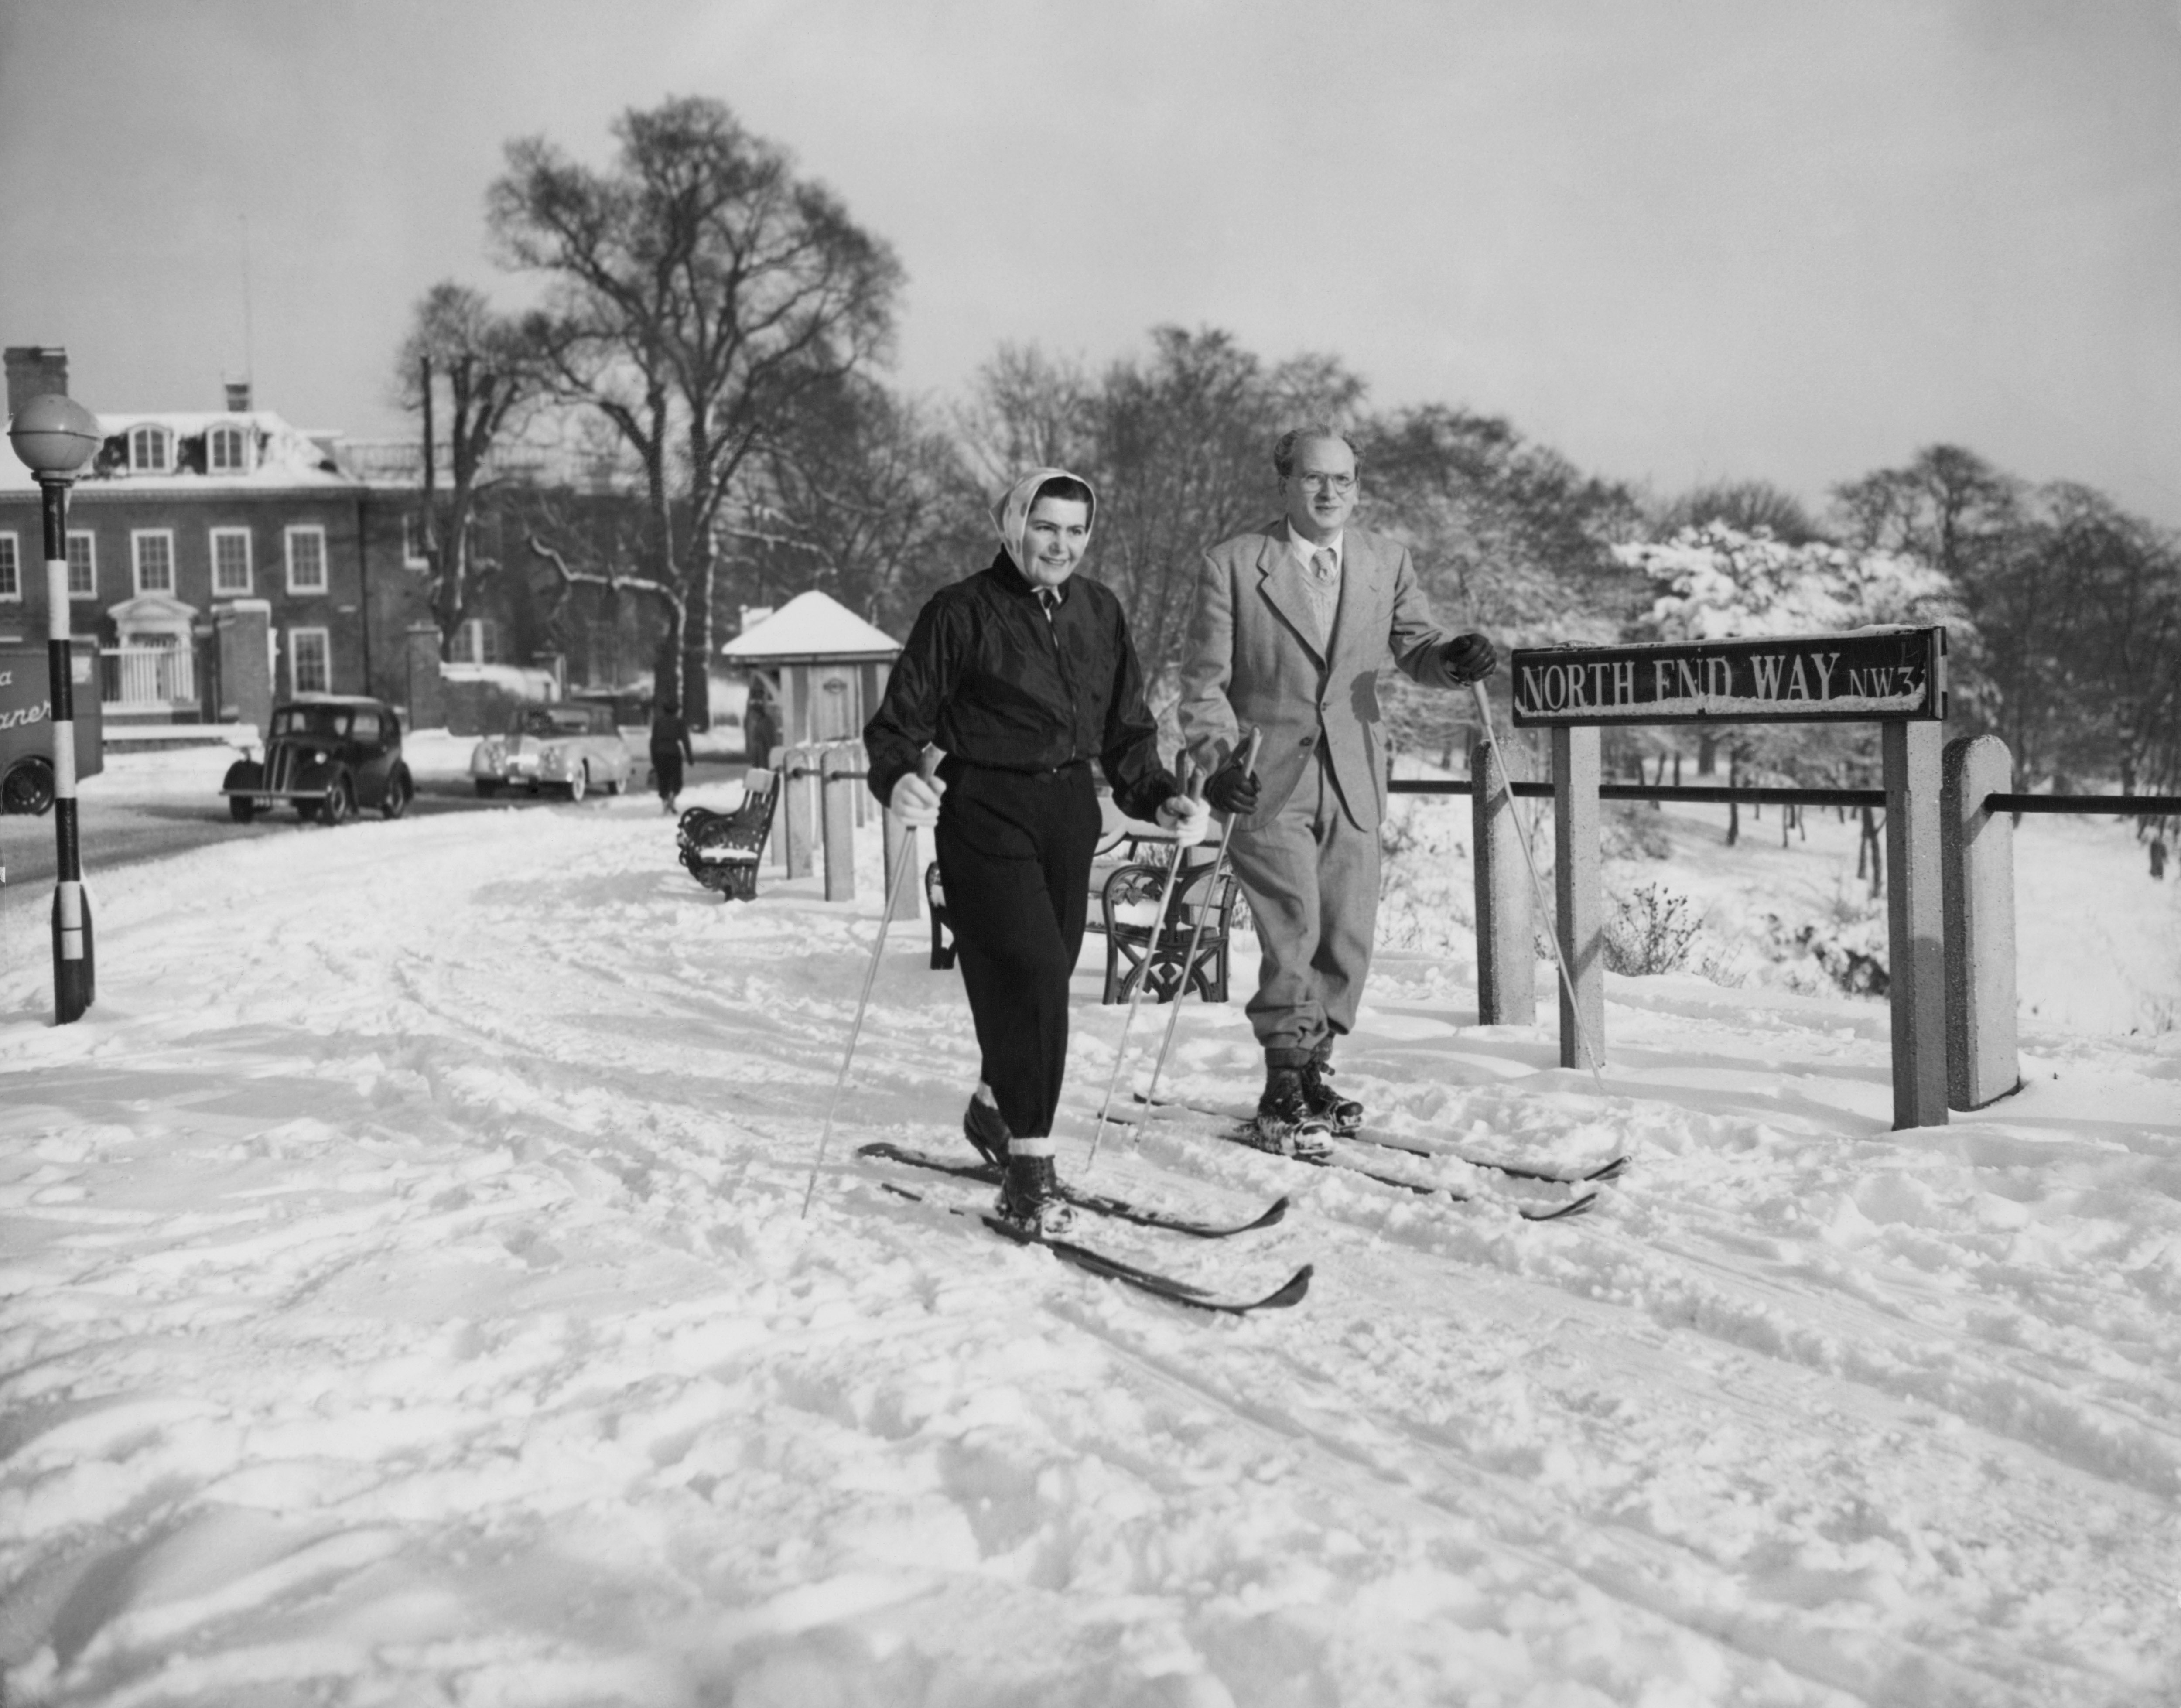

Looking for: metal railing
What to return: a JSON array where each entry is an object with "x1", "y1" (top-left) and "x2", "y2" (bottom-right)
[{"x1": 1388, "y1": 776, "x2": 2181, "y2": 816}]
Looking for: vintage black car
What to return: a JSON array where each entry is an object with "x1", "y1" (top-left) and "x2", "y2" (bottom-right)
[{"x1": 221, "y1": 695, "x2": 414, "y2": 826}]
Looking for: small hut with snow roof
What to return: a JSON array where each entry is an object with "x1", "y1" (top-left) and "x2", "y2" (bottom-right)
[{"x1": 719, "y1": 591, "x2": 900, "y2": 753}]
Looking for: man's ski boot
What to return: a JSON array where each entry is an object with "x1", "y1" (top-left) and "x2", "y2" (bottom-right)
[
  {"x1": 994, "y1": 1148, "x2": 1076, "y2": 1237},
  {"x1": 1300, "y1": 1057, "x2": 1364, "y2": 1136},
  {"x1": 963, "y1": 1093, "x2": 1011, "y2": 1170},
  {"x1": 1242, "y1": 1067, "x2": 1335, "y2": 1160}
]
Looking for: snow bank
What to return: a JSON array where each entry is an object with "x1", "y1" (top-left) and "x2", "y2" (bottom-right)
[{"x1": 2, "y1": 775, "x2": 2178, "y2": 1705}]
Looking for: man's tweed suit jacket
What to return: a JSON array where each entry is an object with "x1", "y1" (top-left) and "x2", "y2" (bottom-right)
[{"x1": 1179, "y1": 517, "x2": 1463, "y2": 834}]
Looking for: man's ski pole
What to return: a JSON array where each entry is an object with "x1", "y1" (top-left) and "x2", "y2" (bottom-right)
[
  {"x1": 800, "y1": 759, "x2": 931, "y2": 1218},
  {"x1": 1086, "y1": 765, "x2": 1213, "y2": 1170},
  {"x1": 1135, "y1": 726, "x2": 1262, "y2": 1126},
  {"x1": 1470, "y1": 680, "x2": 1606, "y2": 1089}
]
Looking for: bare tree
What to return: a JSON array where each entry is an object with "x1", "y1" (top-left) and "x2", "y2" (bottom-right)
[
  {"x1": 1653, "y1": 478, "x2": 1825, "y2": 545},
  {"x1": 489, "y1": 96, "x2": 902, "y2": 721},
  {"x1": 394, "y1": 281, "x2": 545, "y2": 654},
  {"x1": 739, "y1": 374, "x2": 975, "y2": 632}
]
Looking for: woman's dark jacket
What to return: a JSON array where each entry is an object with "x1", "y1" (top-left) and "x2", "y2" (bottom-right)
[{"x1": 865, "y1": 553, "x2": 1179, "y2": 823}]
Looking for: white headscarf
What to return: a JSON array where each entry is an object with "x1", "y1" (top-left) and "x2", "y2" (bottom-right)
[{"x1": 990, "y1": 466, "x2": 1098, "y2": 576}]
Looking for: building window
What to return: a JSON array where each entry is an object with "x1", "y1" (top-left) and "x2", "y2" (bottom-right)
[
  {"x1": 128, "y1": 424, "x2": 173, "y2": 473},
  {"x1": 0, "y1": 534, "x2": 17, "y2": 601},
  {"x1": 210, "y1": 528, "x2": 252, "y2": 595},
  {"x1": 290, "y1": 627, "x2": 331, "y2": 694},
  {"x1": 132, "y1": 530, "x2": 176, "y2": 595},
  {"x1": 449, "y1": 618, "x2": 502, "y2": 665},
  {"x1": 67, "y1": 532, "x2": 97, "y2": 598},
  {"x1": 285, "y1": 525, "x2": 328, "y2": 594},
  {"x1": 207, "y1": 424, "x2": 249, "y2": 473},
  {"x1": 402, "y1": 512, "x2": 431, "y2": 569}
]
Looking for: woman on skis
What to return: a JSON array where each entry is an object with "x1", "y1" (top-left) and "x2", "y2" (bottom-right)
[{"x1": 864, "y1": 468, "x2": 1209, "y2": 1236}]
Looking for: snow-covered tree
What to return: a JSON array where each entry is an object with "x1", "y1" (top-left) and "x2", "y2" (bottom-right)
[{"x1": 1617, "y1": 522, "x2": 1963, "y2": 642}]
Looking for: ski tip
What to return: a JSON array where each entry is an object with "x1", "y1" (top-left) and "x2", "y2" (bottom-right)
[
  {"x1": 1251, "y1": 1195, "x2": 1293, "y2": 1231},
  {"x1": 1521, "y1": 1191, "x2": 1598, "y2": 1223},
  {"x1": 1254, "y1": 1263, "x2": 1313, "y2": 1309},
  {"x1": 1586, "y1": 1155, "x2": 1632, "y2": 1182}
]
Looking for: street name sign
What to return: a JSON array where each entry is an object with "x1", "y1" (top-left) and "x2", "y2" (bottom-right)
[{"x1": 1509, "y1": 627, "x2": 1947, "y2": 728}]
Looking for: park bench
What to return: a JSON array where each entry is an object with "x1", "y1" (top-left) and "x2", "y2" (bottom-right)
[
  {"x1": 926, "y1": 831, "x2": 1241, "y2": 1004},
  {"x1": 675, "y1": 768, "x2": 781, "y2": 902}
]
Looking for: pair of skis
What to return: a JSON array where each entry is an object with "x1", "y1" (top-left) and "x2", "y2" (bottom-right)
[
  {"x1": 860, "y1": 1143, "x2": 1311, "y2": 1315},
  {"x1": 1118, "y1": 1093, "x2": 1624, "y2": 1222}
]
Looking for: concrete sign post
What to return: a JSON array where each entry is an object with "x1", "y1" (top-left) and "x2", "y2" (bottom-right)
[
  {"x1": 1551, "y1": 726, "x2": 1604, "y2": 1070},
  {"x1": 1883, "y1": 720, "x2": 1949, "y2": 1128},
  {"x1": 1511, "y1": 626, "x2": 1952, "y2": 1131}
]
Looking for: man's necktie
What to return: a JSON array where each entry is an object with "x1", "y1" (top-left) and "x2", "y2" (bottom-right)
[{"x1": 1310, "y1": 547, "x2": 1338, "y2": 584}]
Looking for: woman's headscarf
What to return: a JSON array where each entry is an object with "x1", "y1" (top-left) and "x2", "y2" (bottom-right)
[{"x1": 990, "y1": 466, "x2": 1098, "y2": 575}]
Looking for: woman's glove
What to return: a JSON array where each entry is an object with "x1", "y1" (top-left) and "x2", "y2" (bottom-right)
[
  {"x1": 889, "y1": 770, "x2": 946, "y2": 828},
  {"x1": 1156, "y1": 793, "x2": 1212, "y2": 848}
]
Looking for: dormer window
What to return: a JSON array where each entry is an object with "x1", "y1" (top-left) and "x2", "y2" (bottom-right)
[
  {"x1": 207, "y1": 424, "x2": 249, "y2": 473},
  {"x1": 129, "y1": 424, "x2": 174, "y2": 473}
]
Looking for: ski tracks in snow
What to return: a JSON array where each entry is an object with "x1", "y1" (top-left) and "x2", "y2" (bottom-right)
[{"x1": 2, "y1": 802, "x2": 2178, "y2": 1704}]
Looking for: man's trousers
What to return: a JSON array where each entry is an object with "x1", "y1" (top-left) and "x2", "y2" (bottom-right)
[
  {"x1": 1225, "y1": 749, "x2": 1380, "y2": 1069},
  {"x1": 933, "y1": 760, "x2": 1100, "y2": 1141}
]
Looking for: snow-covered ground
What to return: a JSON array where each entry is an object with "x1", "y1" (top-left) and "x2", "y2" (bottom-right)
[{"x1": 2, "y1": 761, "x2": 2178, "y2": 1706}]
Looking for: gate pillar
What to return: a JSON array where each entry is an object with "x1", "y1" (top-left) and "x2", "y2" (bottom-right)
[{"x1": 1942, "y1": 734, "x2": 2020, "y2": 1109}]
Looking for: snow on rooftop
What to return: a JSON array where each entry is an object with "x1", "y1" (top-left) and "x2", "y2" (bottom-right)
[
  {"x1": 720, "y1": 589, "x2": 899, "y2": 660},
  {"x1": 0, "y1": 408, "x2": 355, "y2": 495}
]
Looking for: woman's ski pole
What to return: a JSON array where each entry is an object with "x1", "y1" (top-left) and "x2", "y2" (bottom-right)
[
  {"x1": 1469, "y1": 680, "x2": 1606, "y2": 1089},
  {"x1": 800, "y1": 762, "x2": 931, "y2": 1217},
  {"x1": 1135, "y1": 726, "x2": 1262, "y2": 1127}
]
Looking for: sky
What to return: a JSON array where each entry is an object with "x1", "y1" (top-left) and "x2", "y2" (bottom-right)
[{"x1": 2, "y1": 0, "x2": 2178, "y2": 526}]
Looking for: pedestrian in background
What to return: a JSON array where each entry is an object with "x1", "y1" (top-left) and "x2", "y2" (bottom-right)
[{"x1": 650, "y1": 699, "x2": 694, "y2": 814}]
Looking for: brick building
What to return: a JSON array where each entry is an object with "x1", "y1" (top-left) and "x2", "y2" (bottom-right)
[{"x1": 0, "y1": 346, "x2": 431, "y2": 733}]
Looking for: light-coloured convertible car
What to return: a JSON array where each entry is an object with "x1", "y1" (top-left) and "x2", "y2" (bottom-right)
[{"x1": 470, "y1": 703, "x2": 636, "y2": 801}]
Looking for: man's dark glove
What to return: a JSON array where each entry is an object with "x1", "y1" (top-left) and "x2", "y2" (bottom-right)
[
  {"x1": 1440, "y1": 632, "x2": 1498, "y2": 683},
  {"x1": 1203, "y1": 756, "x2": 1261, "y2": 816}
]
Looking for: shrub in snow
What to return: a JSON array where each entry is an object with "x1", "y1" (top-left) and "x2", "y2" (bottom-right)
[{"x1": 1603, "y1": 884, "x2": 1702, "y2": 977}]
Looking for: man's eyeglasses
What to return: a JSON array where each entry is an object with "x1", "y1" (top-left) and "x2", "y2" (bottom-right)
[{"x1": 1293, "y1": 472, "x2": 1357, "y2": 494}]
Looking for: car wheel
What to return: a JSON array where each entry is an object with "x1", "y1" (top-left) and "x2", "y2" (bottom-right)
[
  {"x1": 475, "y1": 779, "x2": 501, "y2": 799},
  {"x1": 381, "y1": 770, "x2": 411, "y2": 820},
  {"x1": 318, "y1": 775, "x2": 355, "y2": 827},
  {"x1": 229, "y1": 794, "x2": 257, "y2": 823},
  {"x1": 2, "y1": 757, "x2": 55, "y2": 816},
  {"x1": 566, "y1": 766, "x2": 588, "y2": 803}
]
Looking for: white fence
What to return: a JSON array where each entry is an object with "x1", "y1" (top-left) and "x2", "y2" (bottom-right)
[{"x1": 101, "y1": 646, "x2": 196, "y2": 710}]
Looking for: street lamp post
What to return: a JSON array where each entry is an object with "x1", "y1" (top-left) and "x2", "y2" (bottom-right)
[{"x1": 8, "y1": 393, "x2": 102, "y2": 1023}]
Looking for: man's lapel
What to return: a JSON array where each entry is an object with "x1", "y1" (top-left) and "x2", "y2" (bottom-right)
[{"x1": 1254, "y1": 521, "x2": 1326, "y2": 666}]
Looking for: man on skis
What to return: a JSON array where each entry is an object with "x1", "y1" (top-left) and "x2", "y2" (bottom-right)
[
  {"x1": 1179, "y1": 426, "x2": 1497, "y2": 1155},
  {"x1": 866, "y1": 468, "x2": 1209, "y2": 1236}
]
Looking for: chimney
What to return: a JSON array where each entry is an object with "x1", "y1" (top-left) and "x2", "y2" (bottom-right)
[
  {"x1": 5, "y1": 346, "x2": 70, "y2": 417},
  {"x1": 224, "y1": 379, "x2": 252, "y2": 413}
]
